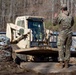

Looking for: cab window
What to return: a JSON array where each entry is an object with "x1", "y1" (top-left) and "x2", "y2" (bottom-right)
[
  {"x1": 17, "y1": 20, "x2": 25, "y2": 27},
  {"x1": 28, "y1": 20, "x2": 44, "y2": 41}
]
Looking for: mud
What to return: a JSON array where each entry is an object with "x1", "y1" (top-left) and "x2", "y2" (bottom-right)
[
  {"x1": 0, "y1": 61, "x2": 37, "y2": 75},
  {"x1": 0, "y1": 58, "x2": 76, "y2": 75}
]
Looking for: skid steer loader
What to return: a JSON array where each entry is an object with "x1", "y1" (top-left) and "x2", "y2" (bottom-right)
[{"x1": 6, "y1": 16, "x2": 59, "y2": 63}]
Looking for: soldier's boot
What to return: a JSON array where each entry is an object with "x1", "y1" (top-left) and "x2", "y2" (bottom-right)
[
  {"x1": 60, "y1": 61, "x2": 64, "y2": 68},
  {"x1": 55, "y1": 61, "x2": 63, "y2": 69},
  {"x1": 64, "y1": 60, "x2": 69, "y2": 68}
]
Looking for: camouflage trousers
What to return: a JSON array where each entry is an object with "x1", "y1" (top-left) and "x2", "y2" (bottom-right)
[{"x1": 57, "y1": 31, "x2": 72, "y2": 61}]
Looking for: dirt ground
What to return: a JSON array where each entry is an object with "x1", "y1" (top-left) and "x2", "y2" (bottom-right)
[
  {"x1": 0, "y1": 61, "x2": 37, "y2": 75},
  {"x1": 0, "y1": 58, "x2": 76, "y2": 75}
]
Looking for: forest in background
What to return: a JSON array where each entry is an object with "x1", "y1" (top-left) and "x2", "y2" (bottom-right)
[{"x1": 0, "y1": 0, "x2": 76, "y2": 31}]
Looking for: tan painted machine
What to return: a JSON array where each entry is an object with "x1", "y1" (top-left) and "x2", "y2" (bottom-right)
[{"x1": 6, "y1": 16, "x2": 59, "y2": 62}]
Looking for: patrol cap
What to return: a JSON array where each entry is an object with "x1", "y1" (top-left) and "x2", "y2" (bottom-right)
[{"x1": 61, "y1": 4, "x2": 67, "y2": 10}]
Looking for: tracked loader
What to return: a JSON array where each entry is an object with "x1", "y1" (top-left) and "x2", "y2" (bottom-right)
[{"x1": 6, "y1": 16, "x2": 73, "y2": 63}]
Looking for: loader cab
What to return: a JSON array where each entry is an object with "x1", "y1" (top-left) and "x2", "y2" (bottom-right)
[
  {"x1": 15, "y1": 16, "x2": 44, "y2": 41},
  {"x1": 14, "y1": 16, "x2": 45, "y2": 48}
]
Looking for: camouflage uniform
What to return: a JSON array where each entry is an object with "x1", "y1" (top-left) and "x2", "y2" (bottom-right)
[{"x1": 53, "y1": 10, "x2": 74, "y2": 62}]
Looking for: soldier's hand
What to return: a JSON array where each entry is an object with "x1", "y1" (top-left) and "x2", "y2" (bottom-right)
[{"x1": 54, "y1": 13, "x2": 58, "y2": 18}]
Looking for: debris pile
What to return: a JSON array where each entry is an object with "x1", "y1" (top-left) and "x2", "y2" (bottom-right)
[{"x1": 0, "y1": 36, "x2": 12, "y2": 61}]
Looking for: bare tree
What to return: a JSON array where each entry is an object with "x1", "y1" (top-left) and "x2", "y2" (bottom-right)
[
  {"x1": 52, "y1": 0, "x2": 54, "y2": 23},
  {"x1": 12, "y1": 0, "x2": 16, "y2": 23},
  {"x1": 64, "y1": 0, "x2": 67, "y2": 4},
  {"x1": 1, "y1": 0, "x2": 5, "y2": 29},
  {"x1": 9, "y1": 0, "x2": 13, "y2": 23},
  {"x1": 67, "y1": 0, "x2": 70, "y2": 12},
  {"x1": 60, "y1": 0, "x2": 64, "y2": 5},
  {"x1": 71, "y1": 0, "x2": 74, "y2": 15}
]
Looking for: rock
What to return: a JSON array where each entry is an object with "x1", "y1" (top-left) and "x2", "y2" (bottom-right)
[
  {"x1": 0, "y1": 47, "x2": 12, "y2": 61},
  {"x1": 0, "y1": 35, "x2": 10, "y2": 49}
]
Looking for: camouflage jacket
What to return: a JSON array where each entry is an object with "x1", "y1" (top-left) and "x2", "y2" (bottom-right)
[{"x1": 53, "y1": 11, "x2": 74, "y2": 32}]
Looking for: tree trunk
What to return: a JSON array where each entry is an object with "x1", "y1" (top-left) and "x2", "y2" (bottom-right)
[
  {"x1": 64, "y1": 0, "x2": 67, "y2": 4},
  {"x1": 71, "y1": 0, "x2": 74, "y2": 15},
  {"x1": 60, "y1": 0, "x2": 64, "y2": 5},
  {"x1": 67, "y1": 0, "x2": 70, "y2": 12},
  {"x1": 2, "y1": 0, "x2": 5, "y2": 29},
  {"x1": 52, "y1": 0, "x2": 54, "y2": 23},
  {"x1": 9, "y1": 0, "x2": 12, "y2": 22}
]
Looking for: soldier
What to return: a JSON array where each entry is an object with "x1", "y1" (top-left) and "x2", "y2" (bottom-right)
[{"x1": 53, "y1": 4, "x2": 74, "y2": 68}]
